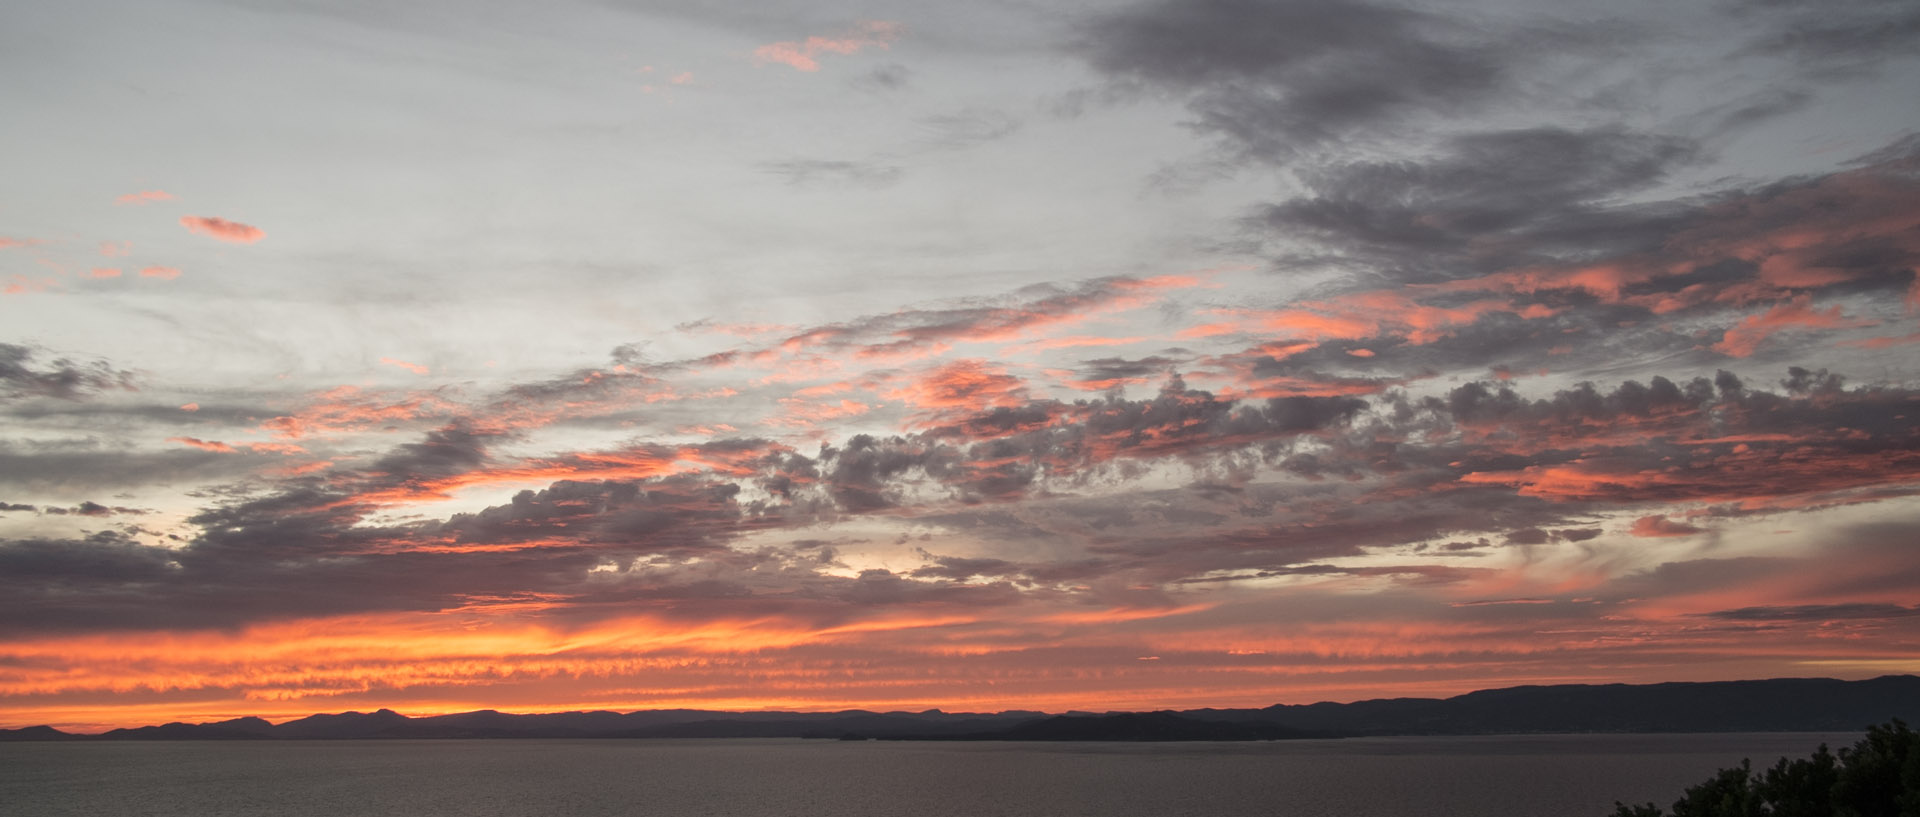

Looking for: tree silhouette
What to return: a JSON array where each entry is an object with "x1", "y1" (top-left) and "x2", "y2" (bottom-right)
[{"x1": 1611, "y1": 721, "x2": 1919, "y2": 816}]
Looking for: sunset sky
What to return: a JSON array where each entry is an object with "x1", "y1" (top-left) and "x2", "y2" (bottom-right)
[{"x1": 4, "y1": 0, "x2": 1920, "y2": 732}]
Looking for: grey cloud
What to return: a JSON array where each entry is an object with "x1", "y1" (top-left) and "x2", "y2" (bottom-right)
[
  {"x1": 1075, "y1": 0, "x2": 1590, "y2": 163},
  {"x1": 1073, "y1": 355, "x2": 1184, "y2": 384},
  {"x1": 0, "y1": 532, "x2": 178, "y2": 582},
  {"x1": 910, "y1": 553, "x2": 1022, "y2": 581},
  {"x1": 0, "y1": 343, "x2": 136, "y2": 402},
  {"x1": 1262, "y1": 127, "x2": 1699, "y2": 281},
  {"x1": 776, "y1": 275, "x2": 1181, "y2": 358},
  {"x1": 371, "y1": 425, "x2": 491, "y2": 482},
  {"x1": 431, "y1": 475, "x2": 771, "y2": 557},
  {"x1": 917, "y1": 107, "x2": 1021, "y2": 150},
  {"x1": 1735, "y1": 0, "x2": 1920, "y2": 77},
  {"x1": 0, "y1": 441, "x2": 261, "y2": 492},
  {"x1": 760, "y1": 159, "x2": 905, "y2": 189},
  {"x1": 851, "y1": 63, "x2": 911, "y2": 92},
  {"x1": 1700, "y1": 603, "x2": 1920, "y2": 621}
]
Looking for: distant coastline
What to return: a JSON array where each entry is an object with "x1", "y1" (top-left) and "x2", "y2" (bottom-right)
[{"x1": 6, "y1": 675, "x2": 1916, "y2": 742}]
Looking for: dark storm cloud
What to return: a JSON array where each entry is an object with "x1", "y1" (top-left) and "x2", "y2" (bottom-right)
[
  {"x1": 0, "y1": 532, "x2": 177, "y2": 582},
  {"x1": 1260, "y1": 126, "x2": 1700, "y2": 282},
  {"x1": 1405, "y1": 370, "x2": 1920, "y2": 509},
  {"x1": 1074, "y1": 0, "x2": 1604, "y2": 162},
  {"x1": 1227, "y1": 135, "x2": 1919, "y2": 383},
  {"x1": 760, "y1": 158, "x2": 905, "y2": 189},
  {"x1": 898, "y1": 376, "x2": 1369, "y2": 501},
  {"x1": 370, "y1": 425, "x2": 491, "y2": 482},
  {"x1": 429, "y1": 474, "x2": 778, "y2": 556},
  {"x1": 0, "y1": 343, "x2": 136, "y2": 402}
]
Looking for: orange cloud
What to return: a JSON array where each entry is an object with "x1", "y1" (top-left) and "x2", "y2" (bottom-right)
[
  {"x1": 263, "y1": 385, "x2": 460, "y2": 439},
  {"x1": 168, "y1": 436, "x2": 237, "y2": 453},
  {"x1": 180, "y1": 216, "x2": 265, "y2": 244},
  {"x1": 380, "y1": 357, "x2": 430, "y2": 376},
  {"x1": 1629, "y1": 515, "x2": 1705, "y2": 538},
  {"x1": 1842, "y1": 330, "x2": 1920, "y2": 350},
  {"x1": 1004, "y1": 335, "x2": 1148, "y2": 355},
  {"x1": 89, "y1": 268, "x2": 122, "y2": 278},
  {"x1": 754, "y1": 21, "x2": 902, "y2": 72},
  {"x1": 116, "y1": 190, "x2": 175, "y2": 205},
  {"x1": 139, "y1": 266, "x2": 181, "y2": 280},
  {"x1": 887, "y1": 360, "x2": 1030, "y2": 419},
  {"x1": 1712, "y1": 295, "x2": 1873, "y2": 357}
]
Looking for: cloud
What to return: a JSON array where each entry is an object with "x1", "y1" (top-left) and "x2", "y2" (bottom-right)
[
  {"x1": 168, "y1": 436, "x2": 237, "y2": 453},
  {"x1": 1260, "y1": 127, "x2": 1698, "y2": 282},
  {"x1": 1734, "y1": 0, "x2": 1920, "y2": 78},
  {"x1": 1630, "y1": 515, "x2": 1705, "y2": 538},
  {"x1": 139, "y1": 266, "x2": 181, "y2": 280},
  {"x1": 179, "y1": 216, "x2": 265, "y2": 244},
  {"x1": 261, "y1": 385, "x2": 460, "y2": 439},
  {"x1": 754, "y1": 20, "x2": 903, "y2": 72},
  {"x1": 0, "y1": 344, "x2": 136, "y2": 402},
  {"x1": 379, "y1": 357, "x2": 430, "y2": 376},
  {"x1": 851, "y1": 63, "x2": 911, "y2": 92},
  {"x1": 775, "y1": 274, "x2": 1202, "y2": 359},
  {"x1": 115, "y1": 190, "x2": 175, "y2": 205},
  {"x1": 918, "y1": 108, "x2": 1021, "y2": 150},
  {"x1": 1712, "y1": 295, "x2": 1875, "y2": 357},
  {"x1": 1074, "y1": 0, "x2": 1593, "y2": 163},
  {"x1": 760, "y1": 159, "x2": 904, "y2": 189},
  {"x1": 1699, "y1": 603, "x2": 1920, "y2": 622}
]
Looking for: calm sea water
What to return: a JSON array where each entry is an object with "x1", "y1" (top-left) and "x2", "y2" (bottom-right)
[{"x1": 0, "y1": 733, "x2": 1856, "y2": 817}]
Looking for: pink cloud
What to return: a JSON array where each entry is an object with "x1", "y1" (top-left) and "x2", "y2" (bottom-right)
[
  {"x1": 180, "y1": 216, "x2": 265, "y2": 244},
  {"x1": 1004, "y1": 335, "x2": 1148, "y2": 355},
  {"x1": 140, "y1": 266, "x2": 181, "y2": 280},
  {"x1": 888, "y1": 359, "x2": 1031, "y2": 420},
  {"x1": 1843, "y1": 331, "x2": 1920, "y2": 350},
  {"x1": 1712, "y1": 295, "x2": 1873, "y2": 357},
  {"x1": 99, "y1": 241, "x2": 131, "y2": 257},
  {"x1": 1630, "y1": 515, "x2": 1705, "y2": 538},
  {"x1": 3, "y1": 275, "x2": 57, "y2": 295},
  {"x1": 90, "y1": 268, "x2": 122, "y2": 279},
  {"x1": 0, "y1": 237, "x2": 40, "y2": 250},
  {"x1": 380, "y1": 357, "x2": 430, "y2": 376},
  {"x1": 168, "y1": 436, "x2": 237, "y2": 453},
  {"x1": 116, "y1": 190, "x2": 175, "y2": 205},
  {"x1": 754, "y1": 21, "x2": 903, "y2": 72}
]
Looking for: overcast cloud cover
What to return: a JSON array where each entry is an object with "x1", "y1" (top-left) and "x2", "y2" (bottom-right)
[{"x1": 2, "y1": 0, "x2": 1919, "y2": 730}]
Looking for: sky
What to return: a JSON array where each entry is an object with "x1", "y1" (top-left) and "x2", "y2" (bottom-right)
[{"x1": 2, "y1": 0, "x2": 1919, "y2": 732}]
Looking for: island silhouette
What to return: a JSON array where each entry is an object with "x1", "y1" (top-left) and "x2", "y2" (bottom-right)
[{"x1": 6, "y1": 675, "x2": 1916, "y2": 742}]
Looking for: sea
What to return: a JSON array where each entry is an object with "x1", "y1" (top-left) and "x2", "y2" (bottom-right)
[{"x1": 0, "y1": 732, "x2": 1855, "y2": 817}]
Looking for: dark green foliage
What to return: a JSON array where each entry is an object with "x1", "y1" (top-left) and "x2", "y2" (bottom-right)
[{"x1": 1611, "y1": 721, "x2": 1918, "y2": 817}]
